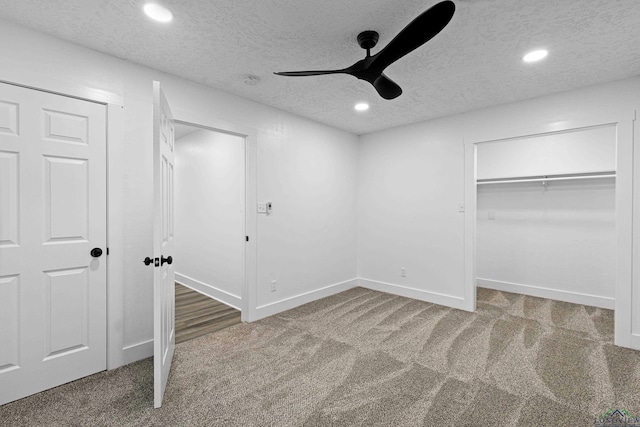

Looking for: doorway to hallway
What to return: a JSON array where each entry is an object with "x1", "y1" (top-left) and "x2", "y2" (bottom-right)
[{"x1": 172, "y1": 122, "x2": 246, "y2": 340}]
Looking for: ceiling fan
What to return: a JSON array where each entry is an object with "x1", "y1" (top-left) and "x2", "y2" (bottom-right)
[{"x1": 274, "y1": 1, "x2": 456, "y2": 100}]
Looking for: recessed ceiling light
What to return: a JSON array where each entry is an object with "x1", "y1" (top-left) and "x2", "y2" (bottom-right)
[
  {"x1": 523, "y1": 49, "x2": 548, "y2": 63},
  {"x1": 354, "y1": 102, "x2": 369, "y2": 112},
  {"x1": 143, "y1": 3, "x2": 174, "y2": 23}
]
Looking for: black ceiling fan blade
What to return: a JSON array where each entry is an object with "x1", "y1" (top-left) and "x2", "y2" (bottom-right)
[
  {"x1": 372, "y1": 74, "x2": 402, "y2": 100},
  {"x1": 371, "y1": 0, "x2": 455, "y2": 71},
  {"x1": 274, "y1": 69, "x2": 346, "y2": 77}
]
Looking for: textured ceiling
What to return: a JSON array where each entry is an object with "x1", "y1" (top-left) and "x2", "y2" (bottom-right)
[{"x1": 1, "y1": 0, "x2": 639, "y2": 135}]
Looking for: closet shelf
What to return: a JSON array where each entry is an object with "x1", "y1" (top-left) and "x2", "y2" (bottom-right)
[{"x1": 476, "y1": 171, "x2": 616, "y2": 185}]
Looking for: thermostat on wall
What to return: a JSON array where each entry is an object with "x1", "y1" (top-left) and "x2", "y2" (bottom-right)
[{"x1": 257, "y1": 202, "x2": 272, "y2": 215}]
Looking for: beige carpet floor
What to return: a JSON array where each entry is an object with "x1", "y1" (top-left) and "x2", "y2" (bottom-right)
[{"x1": 2, "y1": 287, "x2": 640, "y2": 426}]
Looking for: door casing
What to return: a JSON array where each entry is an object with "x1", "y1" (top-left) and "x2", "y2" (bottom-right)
[
  {"x1": 0, "y1": 75, "x2": 126, "y2": 369},
  {"x1": 170, "y1": 115, "x2": 257, "y2": 322}
]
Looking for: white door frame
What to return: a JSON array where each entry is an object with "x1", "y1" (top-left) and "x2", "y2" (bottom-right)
[
  {"x1": 463, "y1": 109, "x2": 636, "y2": 348},
  {"x1": 171, "y1": 114, "x2": 258, "y2": 323},
  {"x1": 0, "y1": 74, "x2": 125, "y2": 369}
]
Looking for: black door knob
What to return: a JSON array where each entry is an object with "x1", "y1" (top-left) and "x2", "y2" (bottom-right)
[
  {"x1": 143, "y1": 257, "x2": 154, "y2": 266},
  {"x1": 161, "y1": 255, "x2": 173, "y2": 266},
  {"x1": 90, "y1": 248, "x2": 103, "y2": 257}
]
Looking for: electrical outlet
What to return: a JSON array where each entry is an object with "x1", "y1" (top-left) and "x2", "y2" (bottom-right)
[
  {"x1": 270, "y1": 280, "x2": 277, "y2": 292},
  {"x1": 458, "y1": 203, "x2": 465, "y2": 213},
  {"x1": 401, "y1": 267, "x2": 406, "y2": 278},
  {"x1": 488, "y1": 210, "x2": 496, "y2": 220},
  {"x1": 257, "y1": 202, "x2": 267, "y2": 213}
]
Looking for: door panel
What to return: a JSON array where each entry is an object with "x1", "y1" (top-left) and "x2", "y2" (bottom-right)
[
  {"x1": 153, "y1": 81, "x2": 175, "y2": 408},
  {"x1": 0, "y1": 275, "x2": 19, "y2": 373},
  {"x1": 44, "y1": 267, "x2": 89, "y2": 359},
  {"x1": 43, "y1": 109, "x2": 89, "y2": 144},
  {"x1": 0, "y1": 151, "x2": 19, "y2": 246},
  {"x1": 0, "y1": 100, "x2": 18, "y2": 135},
  {"x1": 43, "y1": 156, "x2": 89, "y2": 242},
  {"x1": 0, "y1": 82, "x2": 106, "y2": 405}
]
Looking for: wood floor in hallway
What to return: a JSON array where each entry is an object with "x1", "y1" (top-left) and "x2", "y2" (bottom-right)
[{"x1": 175, "y1": 282, "x2": 241, "y2": 344}]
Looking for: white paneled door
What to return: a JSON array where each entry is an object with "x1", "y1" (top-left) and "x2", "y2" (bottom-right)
[
  {"x1": 152, "y1": 82, "x2": 175, "y2": 408},
  {"x1": 0, "y1": 82, "x2": 107, "y2": 405}
]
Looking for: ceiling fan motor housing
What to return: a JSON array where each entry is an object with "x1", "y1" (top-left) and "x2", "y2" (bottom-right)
[{"x1": 357, "y1": 31, "x2": 380, "y2": 51}]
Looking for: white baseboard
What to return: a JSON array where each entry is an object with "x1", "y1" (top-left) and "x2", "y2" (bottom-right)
[
  {"x1": 121, "y1": 339, "x2": 153, "y2": 366},
  {"x1": 476, "y1": 278, "x2": 614, "y2": 310},
  {"x1": 175, "y1": 273, "x2": 242, "y2": 311},
  {"x1": 254, "y1": 278, "x2": 358, "y2": 321},
  {"x1": 358, "y1": 278, "x2": 470, "y2": 311},
  {"x1": 630, "y1": 334, "x2": 640, "y2": 350}
]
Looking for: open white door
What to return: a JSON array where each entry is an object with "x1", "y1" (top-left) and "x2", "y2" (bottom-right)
[{"x1": 152, "y1": 81, "x2": 176, "y2": 408}]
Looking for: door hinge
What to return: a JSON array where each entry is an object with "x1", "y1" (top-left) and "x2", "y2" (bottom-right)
[{"x1": 245, "y1": 236, "x2": 249, "y2": 242}]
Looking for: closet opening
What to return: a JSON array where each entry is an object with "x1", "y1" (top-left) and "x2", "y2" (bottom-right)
[
  {"x1": 173, "y1": 121, "x2": 245, "y2": 343},
  {"x1": 474, "y1": 124, "x2": 616, "y2": 338}
]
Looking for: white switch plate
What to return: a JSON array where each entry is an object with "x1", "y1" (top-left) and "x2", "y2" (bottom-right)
[
  {"x1": 458, "y1": 203, "x2": 465, "y2": 213},
  {"x1": 488, "y1": 210, "x2": 496, "y2": 220},
  {"x1": 401, "y1": 267, "x2": 406, "y2": 277},
  {"x1": 257, "y1": 202, "x2": 267, "y2": 213},
  {"x1": 270, "y1": 280, "x2": 277, "y2": 292}
]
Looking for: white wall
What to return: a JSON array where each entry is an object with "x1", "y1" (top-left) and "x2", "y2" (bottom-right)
[
  {"x1": 174, "y1": 130, "x2": 245, "y2": 308},
  {"x1": 255, "y1": 122, "x2": 360, "y2": 318},
  {"x1": 0, "y1": 19, "x2": 359, "y2": 366},
  {"x1": 358, "y1": 76, "x2": 639, "y2": 315},
  {"x1": 358, "y1": 123, "x2": 467, "y2": 308}
]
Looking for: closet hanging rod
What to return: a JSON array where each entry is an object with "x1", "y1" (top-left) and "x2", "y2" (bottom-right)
[{"x1": 476, "y1": 171, "x2": 616, "y2": 185}]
